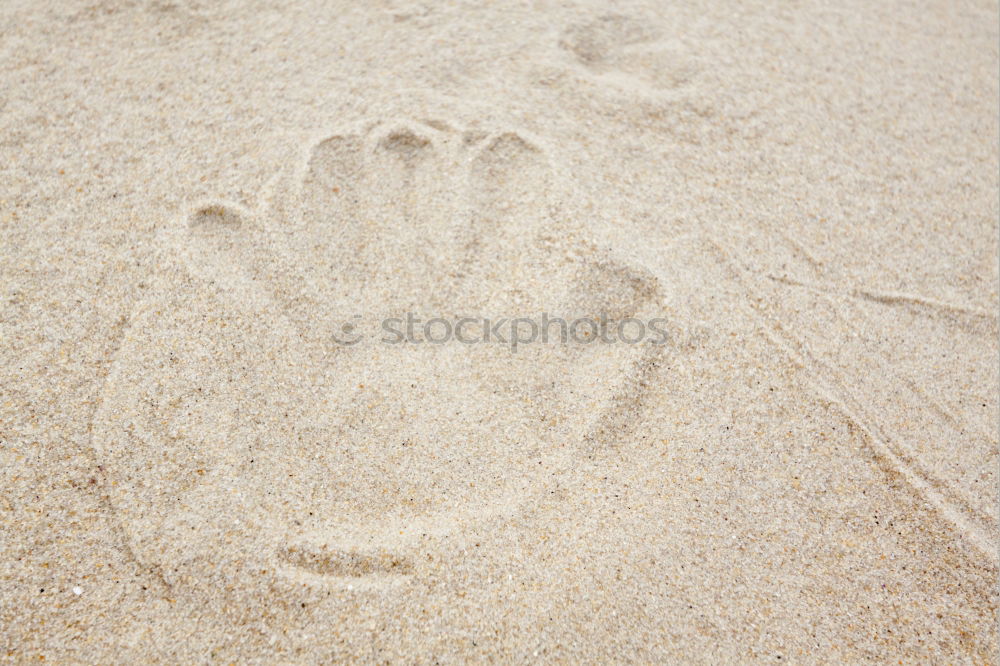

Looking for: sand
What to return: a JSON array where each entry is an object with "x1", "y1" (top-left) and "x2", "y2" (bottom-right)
[{"x1": 1, "y1": 0, "x2": 997, "y2": 662}]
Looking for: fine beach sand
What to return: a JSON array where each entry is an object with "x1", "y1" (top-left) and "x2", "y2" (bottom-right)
[{"x1": 1, "y1": 0, "x2": 997, "y2": 662}]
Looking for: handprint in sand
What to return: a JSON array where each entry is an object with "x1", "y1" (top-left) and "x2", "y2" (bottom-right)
[{"x1": 91, "y1": 117, "x2": 675, "y2": 592}]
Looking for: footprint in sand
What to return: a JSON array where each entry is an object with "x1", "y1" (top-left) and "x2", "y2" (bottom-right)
[
  {"x1": 91, "y1": 115, "x2": 677, "y2": 593},
  {"x1": 558, "y1": 14, "x2": 702, "y2": 94},
  {"x1": 553, "y1": 14, "x2": 726, "y2": 142}
]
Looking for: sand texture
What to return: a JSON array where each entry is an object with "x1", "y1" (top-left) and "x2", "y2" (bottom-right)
[{"x1": 1, "y1": 0, "x2": 997, "y2": 662}]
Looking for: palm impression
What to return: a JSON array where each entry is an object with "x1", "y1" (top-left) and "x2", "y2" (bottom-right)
[{"x1": 93, "y1": 118, "x2": 669, "y2": 591}]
